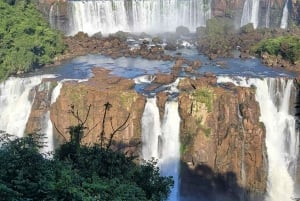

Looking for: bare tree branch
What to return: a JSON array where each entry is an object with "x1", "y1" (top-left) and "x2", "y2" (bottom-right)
[
  {"x1": 53, "y1": 123, "x2": 67, "y2": 142},
  {"x1": 106, "y1": 113, "x2": 130, "y2": 150}
]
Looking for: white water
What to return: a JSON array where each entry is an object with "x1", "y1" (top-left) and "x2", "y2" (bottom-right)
[
  {"x1": 159, "y1": 100, "x2": 180, "y2": 201},
  {"x1": 133, "y1": 75, "x2": 155, "y2": 84},
  {"x1": 265, "y1": 0, "x2": 271, "y2": 28},
  {"x1": 240, "y1": 0, "x2": 260, "y2": 28},
  {"x1": 51, "y1": 81, "x2": 63, "y2": 104},
  {"x1": 142, "y1": 98, "x2": 180, "y2": 201},
  {"x1": 237, "y1": 104, "x2": 247, "y2": 187},
  {"x1": 41, "y1": 81, "x2": 63, "y2": 153},
  {"x1": 64, "y1": 0, "x2": 211, "y2": 35},
  {"x1": 142, "y1": 97, "x2": 161, "y2": 160},
  {"x1": 41, "y1": 111, "x2": 54, "y2": 154},
  {"x1": 0, "y1": 75, "x2": 55, "y2": 138},
  {"x1": 280, "y1": 0, "x2": 289, "y2": 29},
  {"x1": 217, "y1": 76, "x2": 299, "y2": 201}
]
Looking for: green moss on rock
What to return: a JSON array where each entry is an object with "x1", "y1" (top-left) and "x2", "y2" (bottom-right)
[{"x1": 191, "y1": 88, "x2": 213, "y2": 112}]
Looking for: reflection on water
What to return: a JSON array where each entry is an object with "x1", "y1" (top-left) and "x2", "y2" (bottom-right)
[
  {"x1": 39, "y1": 54, "x2": 174, "y2": 80},
  {"x1": 35, "y1": 48, "x2": 295, "y2": 82},
  {"x1": 166, "y1": 48, "x2": 295, "y2": 78},
  {"x1": 29, "y1": 48, "x2": 295, "y2": 95}
]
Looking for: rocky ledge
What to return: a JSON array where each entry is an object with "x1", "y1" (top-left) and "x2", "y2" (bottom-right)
[
  {"x1": 53, "y1": 32, "x2": 174, "y2": 65},
  {"x1": 196, "y1": 19, "x2": 300, "y2": 73},
  {"x1": 25, "y1": 67, "x2": 267, "y2": 200}
]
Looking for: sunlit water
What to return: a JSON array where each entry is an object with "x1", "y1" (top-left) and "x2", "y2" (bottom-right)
[{"x1": 0, "y1": 46, "x2": 298, "y2": 201}]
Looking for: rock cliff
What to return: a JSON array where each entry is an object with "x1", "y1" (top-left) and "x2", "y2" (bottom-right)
[
  {"x1": 177, "y1": 77, "x2": 267, "y2": 200},
  {"x1": 25, "y1": 69, "x2": 267, "y2": 200}
]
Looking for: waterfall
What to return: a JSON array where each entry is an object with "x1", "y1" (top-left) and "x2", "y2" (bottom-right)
[
  {"x1": 50, "y1": 81, "x2": 63, "y2": 104},
  {"x1": 41, "y1": 111, "x2": 54, "y2": 154},
  {"x1": 217, "y1": 76, "x2": 299, "y2": 201},
  {"x1": 67, "y1": 0, "x2": 129, "y2": 36},
  {"x1": 142, "y1": 97, "x2": 161, "y2": 160},
  {"x1": 265, "y1": 0, "x2": 271, "y2": 28},
  {"x1": 0, "y1": 75, "x2": 54, "y2": 138},
  {"x1": 240, "y1": 0, "x2": 260, "y2": 29},
  {"x1": 280, "y1": 0, "x2": 289, "y2": 29},
  {"x1": 160, "y1": 100, "x2": 180, "y2": 201},
  {"x1": 65, "y1": 0, "x2": 211, "y2": 35},
  {"x1": 237, "y1": 104, "x2": 247, "y2": 188},
  {"x1": 41, "y1": 81, "x2": 63, "y2": 154},
  {"x1": 142, "y1": 97, "x2": 180, "y2": 201}
]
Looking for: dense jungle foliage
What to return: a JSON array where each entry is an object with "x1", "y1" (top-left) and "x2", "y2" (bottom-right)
[
  {"x1": 0, "y1": 129, "x2": 173, "y2": 201},
  {"x1": 0, "y1": 0, "x2": 65, "y2": 80},
  {"x1": 252, "y1": 35, "x2": 300, "y2": 64},
  {"x1": 0, "y1": 104, "x2": 173, "y2": 200}
]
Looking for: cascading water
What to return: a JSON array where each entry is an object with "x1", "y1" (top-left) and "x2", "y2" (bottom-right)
[
  {"x1": 0, "y1": 75, "x2": 55, "y2": 138},
  {"x1": 217, "y1": 76, "x2": 299, "y2": 201},
  {"x1": 67, "y1": 0, "x2": 129, "y2": 36},
  {"x1": 141, "y1": 97, "x2": 180, "y2": 201},
  {"x1": 41, "y1": 81, "x2": 63, "y2": 153},
  {"x1": 280, "y1": 0, "x2": 289, "y2": 29},
  {"x1": 63, "y1": 0, "x2": 211, "y2": 35},
  {"x1": 50, "y1": 81, "x2": 63, "y2": 104},
  {"x1": 237, "y1": 104, "x2": 247, "y2": 190},
  {"x1": 159, "y1": 100, "x2": 180, "y2": 201},
  {"x1": 240, "y1": 0, "x2": 260, "y2": 28},
  {"x1": 142, "y1": 97, "x2": 161, "y2": 160},
  {"x1": 41, "y1": 111, "x2": 54, "y2": 154},
  {"x1": 265, "y1": 0, "x2": 271, "y2": 28}
]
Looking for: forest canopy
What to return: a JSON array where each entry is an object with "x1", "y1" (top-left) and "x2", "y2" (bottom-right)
[
  {"x1": 0, "y1": 131, "x2": 173, "y2": 201},
  {"x1": 0, "y1": 103, "x2": 174, "y2": 201},
  {"x1": 0, "y1": 0, "x2": 65, "y2": 80}
]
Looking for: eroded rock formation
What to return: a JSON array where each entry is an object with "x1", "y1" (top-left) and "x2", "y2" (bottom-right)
[
  {"x1": 25, "y1": 69, "x2": 267, "y2": 200},
  {"x1": 177, "y1": 77, "x2": 267, "y2": 200}
]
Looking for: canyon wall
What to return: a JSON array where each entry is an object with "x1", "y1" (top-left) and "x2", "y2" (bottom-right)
[
  {"x1": 25, "y1": 71, "x2": 268, "y2": 200},
  {"x1": 177, "y1": 77, "x2": 267, "y2": 200}
]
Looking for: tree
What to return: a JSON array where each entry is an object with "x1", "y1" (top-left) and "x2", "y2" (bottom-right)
[
  {"x1": 0, "y1": 0, "x2": 65, "y2": 80},
  {"x1": 0, "y1": 103, "x2": 174, "y2": 201}
]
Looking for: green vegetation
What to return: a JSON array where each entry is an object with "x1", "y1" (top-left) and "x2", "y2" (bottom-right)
[
  {"x1": 197, "y1": 17, "x2": 236, "y2": 56},
  {"x1": 0, "y1": 0, "x2": 65, "y2": 80},
  {"x1": 192, "y1": 88, "x2": 213, "y2": 112},
  {"x1": 180, "y1": 132, "x2": 195, "y2": 154},
  {"x1": 200, "y1": 125, "x2": 211, "y2": 137},
  {"x1": 0, "y1": 104, "x2": 173, "y2": 200},
  {"x1": 252, "y1": 35, "x2": 300, "y2": 64},
  {"x1": 240, "y1": 23, "x2": 254, "y2": 34}
]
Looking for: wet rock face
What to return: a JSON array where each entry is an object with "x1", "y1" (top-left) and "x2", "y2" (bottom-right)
[
  {"x1": 50, "y1": 69, "x2": 145, "y2": 152},
  {"x1": 26, "y1": 80, "x2": 57, "y2": 134},
  {"x1": 178, "y1": 78, "x2": 267, "y2": 200}
]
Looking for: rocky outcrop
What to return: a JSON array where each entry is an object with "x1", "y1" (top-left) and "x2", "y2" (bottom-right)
[
  {"x1": 25, "y1": 69, "x2": 267, "y2": 199},
  {"x1": 178, "y1": 77, "x2": 267, "y2": 200},
  {"x1": 25, "y1": 79, "x2": 57, "y2": 134},
  {"x1": 50, "y1": 69, "x2": 145, "y2": 152},
  {"x1": 24, "y1": 69, "x2": 145, "y2": 154},
  {"x1": 53, "y1": 32, "x2": 173, "y2": 66}
]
